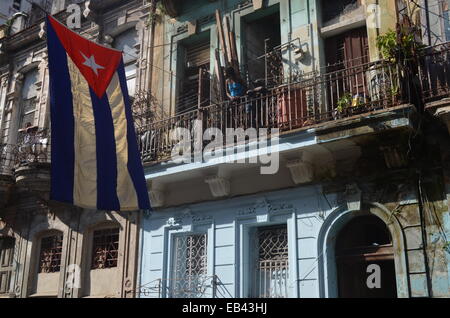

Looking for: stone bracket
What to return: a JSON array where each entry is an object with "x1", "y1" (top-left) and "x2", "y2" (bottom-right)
[
  {"x1": 205, "y1": 175, "x2": 230, "y2": 198},
  {"x1": 286, "y1": 159, "x2": 314, "y2": 184}
]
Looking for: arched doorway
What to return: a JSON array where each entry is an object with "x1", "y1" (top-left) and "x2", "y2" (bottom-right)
[{"x1": 335, "y1": 215, "x2": 397, "y2": 298}]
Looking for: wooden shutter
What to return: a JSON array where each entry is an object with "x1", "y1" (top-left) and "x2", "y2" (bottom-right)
[{"x1": 0, "y1": 238, "x2": 15, "y2": 295}]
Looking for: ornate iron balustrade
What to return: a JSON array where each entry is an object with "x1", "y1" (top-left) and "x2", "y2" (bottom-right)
[
  {"x1": 138, "y1": 56, "x2": 404, "y2": 164},
  {"x1": 420, "y1": 42, "x2": 450, "y2": 103},
  {"x1": 14, "y1": 127, "x2": 51, "y2": 166},
  {"x1": 0, "y1": 144, "x2": 15, "y2": 176},
  {"x1": 137, "y1": 275, "x2": 233, "y2": 298}
]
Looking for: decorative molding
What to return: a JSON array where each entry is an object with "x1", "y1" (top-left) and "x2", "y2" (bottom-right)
[
  {"x1": 286, "y1": 158, "x2": 314, "y2": 184},
  {"x1": 103, "y1": 34, "x2": 114, "y2": 47},
  {"x1": 38, "y1": 22, "x2": 46, "y2": 39},
  {"x1": 252, "y1": 0, "x2": 264, "y2": 10},
  {"x1": 148, "y1": 189, "x2": 164, "y2": 208},
  {"x1": 83, "y1": 1, "x2": 93, "y2": 19},
  {"x1": 344, "y1": 183, "x2": 362, "y2": 211},
  {"x1": 166, "y1": 216, "x2": 182, "y2": 228},
  {"x1": 205, "y1": 176, "x2": 230, "y2": 198},
  {"x1": 237, "y1": 198, "x2": 295, "y2": 221},
  {"x1": 191, "y1": 213, "x2": 213, "y2": 224}
]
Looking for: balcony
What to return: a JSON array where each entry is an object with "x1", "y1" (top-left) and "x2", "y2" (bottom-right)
[
  {"x1": 12, "y1": 127, "x2": 51, "y2": 196},
  {"x1": 138, "y1": 57, "x2": 410, "y2": 165},
  {"x1": 422, "y1": 43, "x2": 450, "y2": 133},
  {"x1": 0, "y1": 144, "x2": 14, "y2": 207}
]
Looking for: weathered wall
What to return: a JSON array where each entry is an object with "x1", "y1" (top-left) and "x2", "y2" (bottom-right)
[{"x1": 140, "y1": 177, "x2": 450, "y2": 298}]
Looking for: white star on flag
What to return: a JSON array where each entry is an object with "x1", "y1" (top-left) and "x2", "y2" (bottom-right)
[{"x1": 80, "y1": 52, "x2": 105, "y2": 76}]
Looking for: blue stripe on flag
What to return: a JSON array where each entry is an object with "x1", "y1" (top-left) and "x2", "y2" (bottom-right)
[
  {"x1": 46, "y1": 17, "x2": 75, "y2": 204},
  {"x1": 90, "y1": 89, "x2": 121, "y2": 210},
  {"x1": 117, "y1": 60, "x2": 151, "y2": 210}
]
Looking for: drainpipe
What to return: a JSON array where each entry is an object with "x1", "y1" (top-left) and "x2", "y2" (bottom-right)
[
  {"x1": 416, "y1": 172, "x2": 433, "y2": 297},
  {"x1": 146, "y1": 0, "x2": 157, "y2": 95},
  {"x1": 423, "y1": 0, "x2": 432, "y2": 46}
]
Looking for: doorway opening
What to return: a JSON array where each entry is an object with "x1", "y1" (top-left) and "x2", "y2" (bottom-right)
[
  {"x1": 176, "y1": 31, "x2": 211, "y2": 114},
  {"x1": 335, "y1": 215, "x2": 397, "y2": 298},
  {"x1": 243, "y1": 5, "x2": 281, "y2": 87}
]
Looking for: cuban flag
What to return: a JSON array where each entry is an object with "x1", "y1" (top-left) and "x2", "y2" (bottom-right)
[{"x1": 46, "y1": 15, "x2": 150, "y2": 211}]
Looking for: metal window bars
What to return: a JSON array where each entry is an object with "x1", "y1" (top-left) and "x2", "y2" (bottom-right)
[
  {"x1": 253, "y1": 225, "x2": 289, "y2": 298},
  {"x1": 91, "y1": 228, "x2": 120, "y2": 270},
  {"x1": 39, "y1": 234, "x2": 63, "y2": 273},
  {"x1": 170, "y1": 233, "x2": 208, "y2": 298}
]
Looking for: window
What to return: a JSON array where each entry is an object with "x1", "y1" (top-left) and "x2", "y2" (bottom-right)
[
  {"x1": 177, "y1": 33, "x2": 211, "y2": 113},
  {"x1": 12, "y1": 0, "x2": 21, "y2": 11},
  {"x1": 91, "y1": 228, "x2": 119, "y2": 269},
  {"x1": 38, "y1": 234, "x2": 63, "y2": 273},
  {"x1": 252, "y1": 225, "x2": 289, "y2": 298},
  {"x1": 171, "y1": 233, "x2": 207, "y2": 298},
  {"x1": 114, "y1": 28, "x2": 139, "y2": 97},
  {"x1": 243, "y1": 6, "x2": 281, "y2": 87},
  {"x1": 20, "y1": 69, "x2": 39, "y2": 129},
  {"x1": 0, "y1": 237, "x2": 15, "y2": 294}
]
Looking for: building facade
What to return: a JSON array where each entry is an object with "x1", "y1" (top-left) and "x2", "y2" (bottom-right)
[
  {"x1": 138, "y1": 0, "x2": 450, "y2": 298},
  {"x1": 0, "y1": 0, "x2": 152, "y2": 298},
  {"x1": 0, "y1": 0, "x2": 449, "y2": 299}
]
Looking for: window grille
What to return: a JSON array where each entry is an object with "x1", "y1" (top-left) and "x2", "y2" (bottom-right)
[
  {"x1": 39, "y1": 235, "x2": 63, "y2": 273},
  {"x1": 253, "y1": 225, "x2": 289, "y2": 298},
  {"x1": 171, "y1": 233, "x2": 207, "y2": 298},
  {"x1": 91, "y1": 228, "x2": 119, "y2": 269}
]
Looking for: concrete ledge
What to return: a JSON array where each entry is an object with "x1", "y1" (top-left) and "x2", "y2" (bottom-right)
[{"x1": 320, "y1": 6, "x2": 366, "y2": 38}]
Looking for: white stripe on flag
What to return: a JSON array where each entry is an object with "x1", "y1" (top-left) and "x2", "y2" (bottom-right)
[
  {"x1": 67, "y1": 55, "x2": 98, "y2": 208},
  {"x1": 106, "y1": 72, "x2": 139, "y2": 210}
]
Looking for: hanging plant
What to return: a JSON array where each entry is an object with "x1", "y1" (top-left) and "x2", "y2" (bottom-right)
[
  {"x1": 336, "y1": 93, "x2": 353, "y2": 113},
  {"x1": 376, "y1": 29, "x2": 425, "y2": 64}
]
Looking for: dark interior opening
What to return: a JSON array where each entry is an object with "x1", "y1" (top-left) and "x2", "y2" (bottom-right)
[
  {"x1": 335, "y1": 215, "x2": 397, "y2": 298},
  {"x1": 177, "y1": 32, "x2": 211, "y2": 114},
  {"x1": 243, "y1": 5, "x2": 281, "y2": 86},
  {"x1": 321, "y1": 0, "x2": 362, "y2": 25}
]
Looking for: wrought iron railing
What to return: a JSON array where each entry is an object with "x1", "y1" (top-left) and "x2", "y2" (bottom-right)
[
  {"x1": 137, "y1": 275, "x2": 233, "y2": 298},
  {"x1": 420, "y1": 42, "x2": 450, "y2": 103},
  {"x1": 138, "y1": 57, "x2": 403, "y2": 164},
  {"x1": 0, "y1": 128, "x2": 51, "y2": 176},
  {"x1": 2, "y1": 46, "x2": 449, "y2": 170},
  {"x1": 14, "y1": 127, "x2": 50, "y2": 166}
]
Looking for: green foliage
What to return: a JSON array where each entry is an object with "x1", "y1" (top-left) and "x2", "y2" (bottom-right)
[
  {"x1": 336, "y1": 93, "x2": 353, "y2": 112},
  {"x1": 376, "y1": 29, "x2": 425, "y2": 63},
  {"x1": 376, "y1": 30, "x2": 398, "y2": 62}
]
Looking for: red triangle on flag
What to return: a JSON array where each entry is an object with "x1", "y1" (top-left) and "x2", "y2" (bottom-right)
[{"x1": 47, "y1": 15, "x2": 123, "y2": 98}]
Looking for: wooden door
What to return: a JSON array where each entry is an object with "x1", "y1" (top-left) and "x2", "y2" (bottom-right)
[{"x1": 325, "y1": 27, "x2": 369, "y2": 112}]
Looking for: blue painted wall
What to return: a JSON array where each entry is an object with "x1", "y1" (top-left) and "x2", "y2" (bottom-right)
[{"x1": 140, "y1": 185, "x2": 335, "y2": 298}]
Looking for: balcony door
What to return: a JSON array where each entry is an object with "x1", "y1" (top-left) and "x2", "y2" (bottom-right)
[{"x1": 325, "y1": 27, "x2": 369, "y2": 112}]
